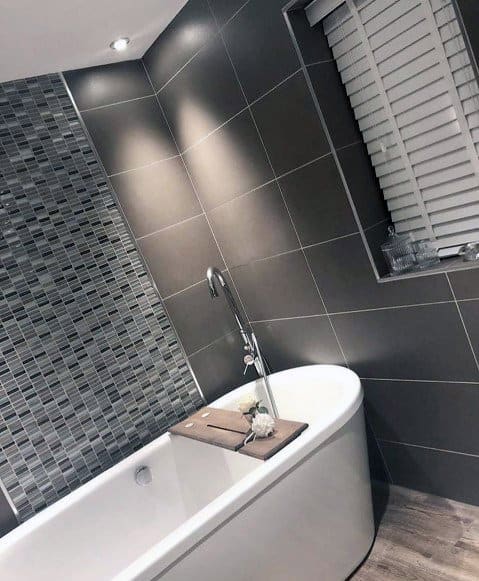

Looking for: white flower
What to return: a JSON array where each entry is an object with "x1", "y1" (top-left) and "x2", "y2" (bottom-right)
[
  {"x1": 251, "y1": 413, "x2": 275, "y2": 438},
  {"x1": 238, "y1": 394, "x2": 258, "y2": 414}
]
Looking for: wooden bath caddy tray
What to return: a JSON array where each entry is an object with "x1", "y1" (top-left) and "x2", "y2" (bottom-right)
[{"x1": 169, "y1": 407, "x2": 308, "y2": 461}]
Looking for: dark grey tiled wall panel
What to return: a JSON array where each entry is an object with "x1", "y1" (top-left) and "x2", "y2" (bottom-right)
[
  {"x1": 110, "y1": 158, "x2": 201, "y2": 238},
  {"x1": 143, "y1": 0, "x2": 217, "y2": 91},
  {"x1": 81, "y1": 97, "x2": 177, "y2": 175},
  {"x1": 63, "y1": 61, "x2": 153, "y2": 110},
  {"x1": 380, "y1": 442, "x2": 479, "y2": 506},
  {"x1": 159, "y1": 35, "x2": 245, "y2": 151},
  {"x1": 0, "y1": 74, "x2": 202, "y2": 523},
  {"x1": 278, "y1": 155, "x2": 358, "y2": 246},
  {"x1": 67, "y1": 0, "x2": 479, "y2": 505},
  {"x1": 250, "y1": 71, "x2": 330, "y2": 176},
  {"x1": 183, "y1": 109, "x2": 273, "y2": 210},
  {"x1": 331, "y1": 304, "x2": 479, "y2": 382},
  {"x1": 364, "y1": 379, "x2": 479, "y2": 456},
  {"x1": 221, "y1": 0, "x2": 300, "y2": 103}
]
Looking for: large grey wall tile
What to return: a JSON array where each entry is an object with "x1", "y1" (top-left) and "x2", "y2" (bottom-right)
[
  {"x1": 143, "y1": 0, "x2": 217, "y2": 90},
  {"x1": 165, "y1": 272, "x2": 245, "y2": 354},
  {"x1": 380, "y1": 442, "x2": 479, "y2": 506},
  {"x1": 138, "y1": 214, "x2": 224, "y2": 297},
  {"x1": 306, "y1": 233, "x2": 453, "y2": 312},
  {"x1": 308, "y1": 61, "x2": 362, "y2": 150},
  {"x1": 449, "y1": 268, "x2": 479, "y2": 299},
  {"x1": 459, "y1": 299, "x2": 479, "y2": 358},
  {"x1": 230, "y1": 250, "x2": 324, "y2": 321},
  {"x1": 208, "y1": 0, "x2": 247, "y2": 27},
  {"x1": 364, "y1": 379, "x2": 479, "y2": 456},
  {"x1": 64, "y1": 61, "x2": 152, "y2": 110},
  {"x1": 287, "y1": 9, "x2": 332, "y2": 66},
  {"x1": 337, "y1": 143, "x2": 390, "y2": 230},
  {"x1": 222, "y1": 0, "x2": 300, "y2": 102},
  {"x1": 183, "y1": 109, "x2": 273, "y2": 210},
  {"x1": 253, "y1": 316, "x2": 345, "y2": 371},
  {"x1": 251, "y1": 71, "x2": 330, "y2": 176},
  {"x1": 159, "y1": 36, "x2": 245, "y2": 151},
  {"x1": 208, "y1": 182, "x2": 299, "y2": 267},
  {"x1": 82, "y1": 97, "x2": 177, "y2": 175},
  {"x1": 189, "y1": 332, "x2": 246, "y2": 401},
  {"x1": 111, "y1": 157, "x2": 201, "y2": 238},
  {"x1": 331, "y1": 303, "x2": 479, "y2": 381},
  {"x1": 279, "y1": 154, "x2": 358, "y2": 246}
]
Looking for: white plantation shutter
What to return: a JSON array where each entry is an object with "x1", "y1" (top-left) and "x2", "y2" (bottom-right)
[{"x1": 307, "y1": 0, "x2": 479, "y2": 255}]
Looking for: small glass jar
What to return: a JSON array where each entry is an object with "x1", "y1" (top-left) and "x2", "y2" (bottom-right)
[
  {"x1": 414, "y1": 240, "x2": 440, "y2": 269},
  {"x1": 381, "y1": 226, "x2": 416, "y2": 274}
]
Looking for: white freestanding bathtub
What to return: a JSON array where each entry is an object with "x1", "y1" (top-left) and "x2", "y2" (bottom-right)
[{"x1": 0, "y1": 365, "x2": 374, "y2": 581}]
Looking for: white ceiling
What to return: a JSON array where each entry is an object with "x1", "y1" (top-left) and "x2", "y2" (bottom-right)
[{"x1": 0, "y1": 0, "x2": 188, "y2": 83}]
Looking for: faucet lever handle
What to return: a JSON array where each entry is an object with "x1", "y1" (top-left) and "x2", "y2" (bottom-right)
[{"x1": 243, "y1": 354, "x2": 255, "y2": 375}]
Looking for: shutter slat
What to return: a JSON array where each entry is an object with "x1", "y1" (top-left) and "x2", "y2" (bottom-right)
[
  {"x1": 434, "y1": 216, "x2": 479, "y2": 237},
  {"x1": 421, "y1": 174, "x2": 479, "y2": 201},
  {"x1": 369, "y1": 5, "x2": 424, "y2": 51},
  {"x1": 404, "y1": 119, "x2": 460, "y2": 154},
  {"x1": 400, "y1": 107, "x2": 455, "y2": 141},
  {"x1": 430, "y1": 202, "x2": 479, "y2": 226},
  {"x1": 373, "y1": 21, "x2": 428, "y2": 66},
  {"x1": 408, "y1": 133, "x2": 465, "y2": 165},
  {"x1": 387, "y1": 63, "x2": 442, "y2": 105},
  {"x1": 434, "y1": 231, "x2": 479, "y2": 250},
  {"x1": 426, "y1": 189, "x2": 479, "y2": 212},
  {"x1": 388, "y1": 193, "x2": 417, "y2": 209},
  {"x1": 382, "y1": 51, "x2": 439, "y2": 91},
  {"x1": 417, "y1": 161, "x2": 474, "y2": 189},
  {"x1": 413, "y1": 147, "x2": 469, "y2": 178},
  {"x1": 392, "y1": 78, "x2": 448, "y2": 117},
  {"x1": 378, "y1": 37, "x2": 433, "y2": 78}
]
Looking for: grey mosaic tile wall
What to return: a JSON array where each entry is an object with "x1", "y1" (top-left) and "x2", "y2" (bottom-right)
[{"x1": 0, "y1": 74, "x2": 203, "y2": 521}]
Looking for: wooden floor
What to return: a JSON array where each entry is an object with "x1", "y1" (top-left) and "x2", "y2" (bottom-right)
[{"x1": 351, "y1": 484, "x2": 479, "y2": 580}]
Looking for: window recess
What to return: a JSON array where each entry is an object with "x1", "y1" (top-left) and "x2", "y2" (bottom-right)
[{"x1": 306, "y1": 0, "x2": 479, "y2": 257}]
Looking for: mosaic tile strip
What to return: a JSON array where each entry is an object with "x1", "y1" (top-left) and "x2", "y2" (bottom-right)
[{"x1": 0, "y1": 74, "x2": 203, "y2": 521}]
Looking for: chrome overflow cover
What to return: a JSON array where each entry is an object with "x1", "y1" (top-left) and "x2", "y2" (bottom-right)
[{"x1": 135, "y1": 465, "x2": 153, "y2": 486}]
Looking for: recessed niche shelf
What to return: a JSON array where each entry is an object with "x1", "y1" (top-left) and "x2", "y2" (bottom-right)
[{"x1": 378, "y1": 255, "x2": 479, "y2": 284}]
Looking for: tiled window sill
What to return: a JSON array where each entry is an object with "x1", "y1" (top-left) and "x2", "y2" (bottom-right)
[{"x1": 379, "y1": 256, "x2": 479, "y2": 284}]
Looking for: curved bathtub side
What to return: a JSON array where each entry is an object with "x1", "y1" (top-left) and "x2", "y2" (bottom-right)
[{"x1": 156, "y1": 406, "x2": 374, "y2": 581}]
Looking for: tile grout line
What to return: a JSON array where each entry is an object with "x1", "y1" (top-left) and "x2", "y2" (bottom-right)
[
  {"x1": 60, "y1": 71, "x2": 208, "y2": 407},
  {"x1": 141, "y1": 56, "x2": 254, "y2": 346},
  {"x1": 378, "y1": 438, "x2": 479, "y2": 460},
  {"x1": 446, "y1": 273, "x2": 479, "y2": 373},
  {"x1": 209, "y1": 0, "x2": 252, "y2": 31},
  {"x1": 152, "y1": 0, "x2": 251, "y2": 95},
  {"x1": 213, "y1": 6, "x2": 350, "y2": 369},
  {"x1": 107, "y1": 154, "x2": 181, "y2": 178},
  {"x1": 249, "y1": 300, "x2": 457, "y2": 322},
  {"x1": 136, "y1": 212, "x2": 205, "y2": 241},
  {"x1": 188, "y1": 329, "x2": 239, "y2": 359},
  {"x1": 78, "y1": 93, "x2": 155, "y2": 113}
]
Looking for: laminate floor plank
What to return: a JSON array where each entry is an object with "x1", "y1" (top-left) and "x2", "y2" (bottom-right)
[{"x1": 351, "y1": 484, "x2": 479, "y2": 580}]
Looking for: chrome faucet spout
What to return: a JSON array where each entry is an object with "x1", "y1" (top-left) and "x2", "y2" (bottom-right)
[
  {"x1": 206, "y1": 266, "x2": 250, "y2": 337},
  {"x1": 205, "y1": 265, "x2": 278, "y2": 418},
  {"x1": 206, "y1": 266, "x2": 220, "y2": 298}
]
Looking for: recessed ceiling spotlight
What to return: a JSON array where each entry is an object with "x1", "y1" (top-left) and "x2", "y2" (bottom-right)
[{"x1": 110, "y1": 37, "x2": 130, "y2": 51}]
